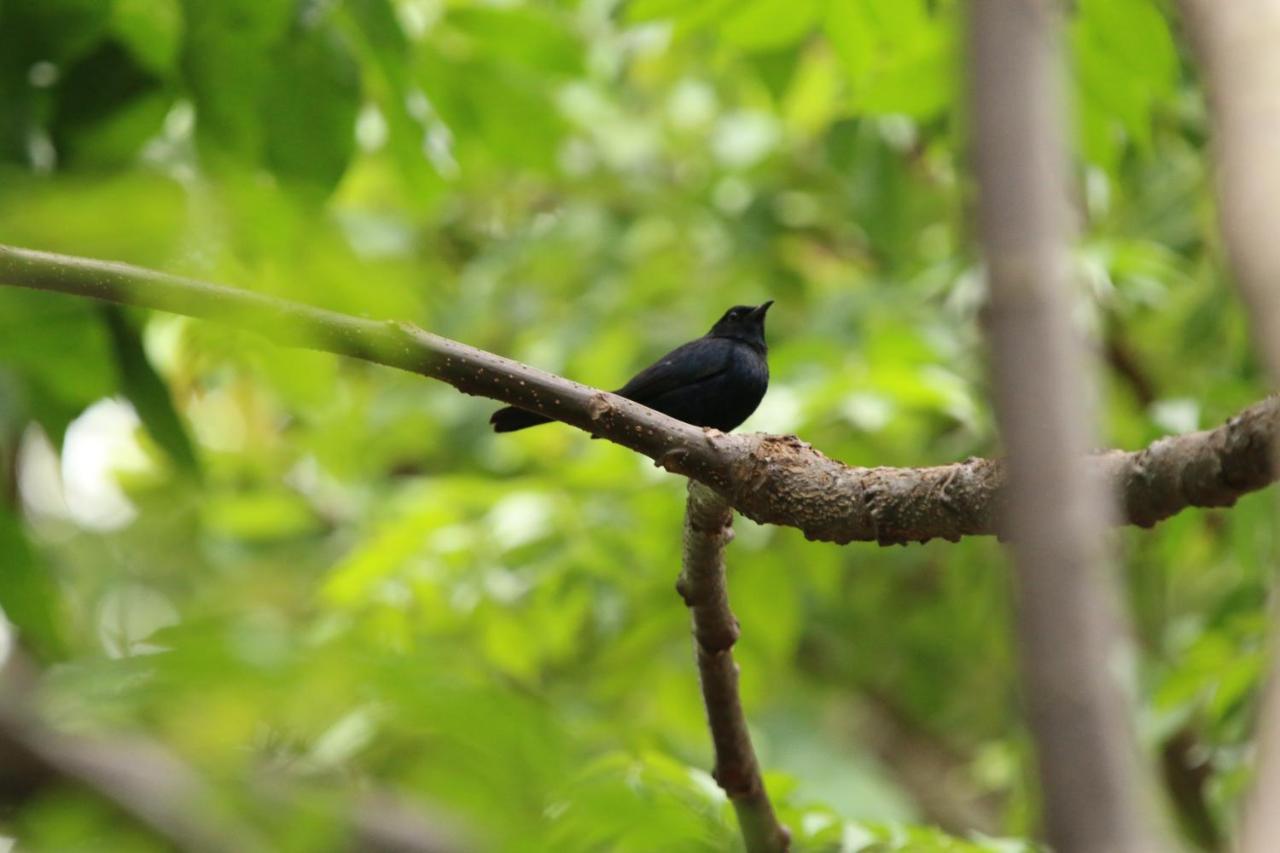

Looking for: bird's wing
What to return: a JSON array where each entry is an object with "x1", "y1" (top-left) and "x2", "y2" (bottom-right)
[{"x1": 614, "y1": 337, "x2": 733, "y2": 404}]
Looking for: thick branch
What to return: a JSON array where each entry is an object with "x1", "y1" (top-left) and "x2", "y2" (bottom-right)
[
  {"x1": 970, "y1": 2, "x2": 1168, "y2": 851},
  {"x1": 677, "y1": 482, "x2": 788, "y2": 853},
  {"x1": 0, "y1": 244, "x2": 1275, "y2": 546}
]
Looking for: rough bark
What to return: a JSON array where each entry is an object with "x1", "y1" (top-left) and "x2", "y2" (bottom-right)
[
  {"x1": 969, "y1": 2, "x2": 1169, "y2": 851},
  {"x1": 677, "y1": 482, "x2": 788, "y2": 853},
  {"x1": 0, "y1": 243, "x2": 1275, "y2": 547}
]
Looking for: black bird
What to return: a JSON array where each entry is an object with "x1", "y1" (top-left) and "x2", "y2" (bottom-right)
[{"x1": 490, "y1": 301, "x2": 773, "y2": 433}]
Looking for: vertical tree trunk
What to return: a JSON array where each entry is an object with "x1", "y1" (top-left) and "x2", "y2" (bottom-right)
[
  {"x1": 1178, "y1": 4, "x2": 1280, "y2": 850},
  {"x1": 967, "y1": 2, "x2": 1169, "y2": 850}
]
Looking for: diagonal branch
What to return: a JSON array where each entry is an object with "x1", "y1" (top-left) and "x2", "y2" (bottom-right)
[
  {"x1": 677, "y1": 482, "x2": 788, "y2": 853},
  {"x1": 0, "y1": 243, "x2": 1274, "y2": 546}
]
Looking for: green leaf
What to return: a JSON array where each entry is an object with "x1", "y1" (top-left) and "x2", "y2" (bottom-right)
[
  {"x1": 202, "y1": 490, "x2": 322, "y2": 542},
  {"x1": 0, "y1": 0, "x2": 113, "y2": 65},
  {"x1": 0, "y1": 508, "x2": 66, "y2": 660},
  {"x1": 1076, "y1": 0, "x2": 1177, "y2": 88},
  {"x1": 50, "y1": 41, "x2": 172, "y2": 169},
  {"x1": 0, "y1": 0, "x2": 115, "y2": 163},
  {"x1": 0, "y1": 64, "x2": 37, "y2": 165},
  {"x1": 721, "y1": 0, "x2": 824, "y2": 52},
  {"x1": 0, "y1": 174, "x2": 188, "y2": 270},
  {"x1": 450, "y1": 6, "x2": 584, "y2": 78},
  {"x1": 1072, "y1": 0, "x2": 1178, "y2": 163},
  {"x1": 181, "y1": 2, "x2": 360, "y2": 195},
  {"x1": 417, "y1": 51, "x2": 565, "y2": 173},
  {"x1": 180, "y1": 0, "x2": 292, "y2": 166},
  {"x1": 101, "y1": 306, "x2": 200, "y2": 478},
  {"x1": 625, "y1": 0, "x2": 690, "y2": 22},
  {"x1": 783, "y1": 42, "x2": 845, "y2": 137},
  {"x1": 824, "y1": 0, "x2": 952, "y2": 120},
  {"x1": 626, "y1": 0, "x2": 736, "y2": 35},
  {"x1": 110, "y1": 0, "x2": 183, "y2": 75},
  {"x1": 261, "y1": 24, "x2": 360, "y2": 194},
  {"x1": 342, "y1": 0, "x2": 409, "y2": 57},
  {"x1": 0, "y1": 289, "x2": 116, "y2": 442},
  {"x1": 337, "y1": 0, "x2": 442, "y2": 200},
  {"x1": 406, "y1": 5, "x2": 582, "y2": 175}
]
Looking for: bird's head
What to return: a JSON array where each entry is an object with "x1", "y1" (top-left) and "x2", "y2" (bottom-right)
[{"x1": 707, "y1": 301, "x2": 773, "y2": 350}]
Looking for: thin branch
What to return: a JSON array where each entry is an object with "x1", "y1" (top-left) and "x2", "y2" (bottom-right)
[
  {"x1": 969, "y1": 2, "x2": 1168, "y2": 851},
  {"x1": 0, "y1": 243, "x2": 1275, "y2": 546},
  {"x1": 677, "y1": 482, "x2": 789, "y2": 853},
  {"x1": 1178, "y1": 3, "x2": 1280, "y2": 851}
]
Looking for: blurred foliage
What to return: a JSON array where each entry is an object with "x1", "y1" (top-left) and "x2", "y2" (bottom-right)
[{"x1": 0, "y1": 0, "x2": 1269, "y2": 850}]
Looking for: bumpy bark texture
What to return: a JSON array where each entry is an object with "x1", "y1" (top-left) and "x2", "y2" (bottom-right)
[
  {"x1": 678, "y1": 482, "x2": 789, "y2": 853},
  {"x1": 0, "y1": 244, "x2": 1275, "y2": 547},
  {"x1": 713, "y1": 397, "x2": 1276, "y2": 545}
]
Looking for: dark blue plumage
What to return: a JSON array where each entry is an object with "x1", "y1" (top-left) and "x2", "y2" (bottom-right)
[{"x1": 489, "y1": 301, "x2": 773, "y2": 433}]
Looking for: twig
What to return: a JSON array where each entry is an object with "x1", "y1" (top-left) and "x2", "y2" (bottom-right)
[
  {"x1": 0, "y1": 243, "x2": 1275, "y2": 546},
  {"x1": 968, "y1": 1, "x2": 1169, "y2": 850},
  {"x1": 677, "y1": 482, "x2": 789, "y2": 853}
]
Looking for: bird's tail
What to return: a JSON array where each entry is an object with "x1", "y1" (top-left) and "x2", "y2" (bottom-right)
[{"x1": 490, "y1": 405, "x2": 552, "y2": 433}]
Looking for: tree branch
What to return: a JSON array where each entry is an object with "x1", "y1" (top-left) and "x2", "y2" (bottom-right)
[
  {"x1": 0, "y1": 243, "x2": 1274, "y2": 546},
  {"x1": 677, "y1": 482, "x2": 788, "y2": 853},
  {"x1": 969, "y1": 1, "x2": 1168, "y2": 850}
]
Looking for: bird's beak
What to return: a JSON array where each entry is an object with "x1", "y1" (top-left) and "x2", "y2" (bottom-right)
[{"x1": 749, "y1": 300, "x2": 774, "y2": 321}]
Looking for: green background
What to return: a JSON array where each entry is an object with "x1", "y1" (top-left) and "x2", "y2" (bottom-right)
[{"x1": 0, "y1": 0, "x2": 1267, "y2": 849}]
